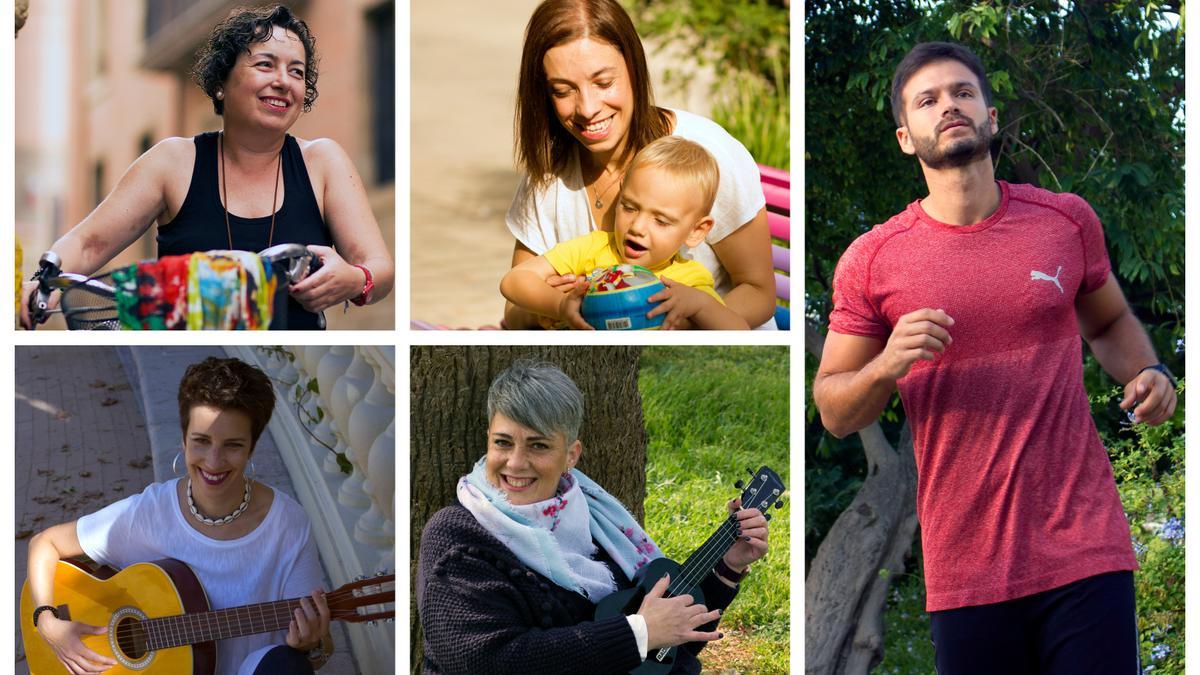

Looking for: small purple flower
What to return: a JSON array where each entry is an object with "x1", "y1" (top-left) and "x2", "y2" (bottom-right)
[
  {"x1": 1158, "y1": 517, "x2": 1184, "y2": 543},
  {"x1": 1175, "y1": 338, "x2": 1184, "y2": 355},
  {"x1": 1133, "y1": 540, "x2": 1147, "y2": 557},
  {"x1": 1151, "y1": 643, "x2": 1171, "y2": 661}
]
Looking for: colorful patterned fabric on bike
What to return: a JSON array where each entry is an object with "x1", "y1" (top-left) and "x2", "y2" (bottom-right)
[
  {"x1": 112, "y1": 254, "x2": 190, "y2": 330},
  {"x1": 186, "y1": 251, "x2": 276, "y2": 330},
  {"x1": 113, "y1": 251, "x2": 275, "y2": 329}
]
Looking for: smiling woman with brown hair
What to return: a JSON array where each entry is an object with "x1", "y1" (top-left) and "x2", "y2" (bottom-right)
[
  {"x1": 26, "y1": 357, "x2": 332, "y2": 674},
  {"x1": 19, "y1": 4, "x2": 393, "y2": 331}
]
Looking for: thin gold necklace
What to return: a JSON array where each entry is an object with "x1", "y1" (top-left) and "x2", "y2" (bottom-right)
[
  {"x1": 219, "y1": 132, "x2": 283, "y2": 250},
  {"x1": 588, "y1": 163, "x2": 625, "y2": 210}
]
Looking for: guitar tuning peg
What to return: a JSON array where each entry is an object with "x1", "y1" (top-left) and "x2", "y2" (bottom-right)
[
  {"x1": 745, "y1": 467, "x2": 754, "y2": 476},
  {"x1": 368, "y1": 620, "x2": 376, "y2": 626},
  {"x1": 376, "y1": 569, "x2": 387, "y2": 576},
  {"x1": 764, "y1": 513, "x2": 773, "y2": 521},
  {"x1": 735, "y1": 479, "x2": 744, "y2": 489},
  {"x1": 775, "y1": 500, "x2": 784, "y2": 509},
  {"x1": 386, "y1": 618, "x2": 394, "y2": 624}
]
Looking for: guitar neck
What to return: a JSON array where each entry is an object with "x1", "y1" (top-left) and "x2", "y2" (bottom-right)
[
  {"x1": 144, "y1": 598, "x2": 305, "y2": 651},
  {"x1": 667, "y1": 518, "x2": 739, "y2": 597}
]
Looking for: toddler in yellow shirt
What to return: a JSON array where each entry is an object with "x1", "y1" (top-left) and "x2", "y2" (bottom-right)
[{"x1": 501, "y1": 136, "x2": 749, "y2": 329}]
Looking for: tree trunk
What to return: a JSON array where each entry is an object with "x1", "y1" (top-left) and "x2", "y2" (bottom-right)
[
  {"x1": 15, "y1": 0, "x2": 28, "y2": 37},
  {"x1": 805, "y1": 324, "x2": 920, "y2": 675},
  {"x1": 409, "y1": 346, "x2": 646, "y2": 674}
]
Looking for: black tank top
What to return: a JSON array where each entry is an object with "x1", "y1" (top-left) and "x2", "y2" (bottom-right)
[{"x1": 157, "y1": 131, "x2": 332, "y2": 330}]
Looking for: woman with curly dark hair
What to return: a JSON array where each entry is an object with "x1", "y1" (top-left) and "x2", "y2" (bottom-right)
[
  {"x1": 26, "y1": 357, "x2": 333, "y2": 674},
  {"x1": 19, "y1": 4, "x2": 393, "y2": 330}
]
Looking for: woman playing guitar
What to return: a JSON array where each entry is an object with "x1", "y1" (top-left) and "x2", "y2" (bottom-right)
[
  {"x1": 416, "y1": 361, "x2": 773, "y2": 674},
  {"x1": 26, "y1": 357, "x2": 331, "y2": 674}
]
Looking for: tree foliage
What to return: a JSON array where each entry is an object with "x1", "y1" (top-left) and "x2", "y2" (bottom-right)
[
  {"x1": 806, "y1": 0, "x2": 1183, "y2": 325},
  {"x1": 627, "y1": 0, "x2": 790, "y2": 168}
]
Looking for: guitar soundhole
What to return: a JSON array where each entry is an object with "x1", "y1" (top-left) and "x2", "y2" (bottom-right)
[{"x1": 115, "y1": 617, "x2": 149, "y2": 660}]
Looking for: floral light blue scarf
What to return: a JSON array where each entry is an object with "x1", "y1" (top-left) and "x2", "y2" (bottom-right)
[{"x1": 457, "y1": 457, "x2": 661, "y2": 600}]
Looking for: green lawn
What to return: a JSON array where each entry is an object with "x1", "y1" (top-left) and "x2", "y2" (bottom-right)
[{"x1": 639, "y1": 346, "x2": 791, "y2": 674}]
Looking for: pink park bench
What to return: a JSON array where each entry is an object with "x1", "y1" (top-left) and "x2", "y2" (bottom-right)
[{"x1": 759, "y1": 163, "x2": 790, "y2": 330}]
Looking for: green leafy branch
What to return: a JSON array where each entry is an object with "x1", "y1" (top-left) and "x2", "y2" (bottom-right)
[{"x1": 255, "y1": 347, "x2": 352, "y2": 474}]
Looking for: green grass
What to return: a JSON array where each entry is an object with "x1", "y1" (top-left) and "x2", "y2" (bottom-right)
[
  {"x1": 877, "y1": 557, "x2": 936, "y2": 675},
  {"x1": 639, "y1": 346, "x2": 790, "y2": 674}
]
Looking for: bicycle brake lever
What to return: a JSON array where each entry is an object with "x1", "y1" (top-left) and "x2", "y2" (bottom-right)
[{"x1": 27, "y1": 253, "x2": 64, "y2": 327}]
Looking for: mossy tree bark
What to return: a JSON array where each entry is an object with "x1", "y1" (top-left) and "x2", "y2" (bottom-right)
[
  {"x1": 409, "y1": 345, "x2": 646, "y2": 674},
  {"x1": 804, "y1": 324, "x2": 920, "y2": 675}
]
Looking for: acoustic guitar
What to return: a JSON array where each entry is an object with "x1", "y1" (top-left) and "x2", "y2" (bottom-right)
[
  {"x1": 594, "y1": 465, "x2": 786, "y2": 674},
  {"x1": 20, "y1": 558, "x2": 393, "y2": 674}
]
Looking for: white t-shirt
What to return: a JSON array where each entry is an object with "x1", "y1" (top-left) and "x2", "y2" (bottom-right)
[
  {"x1": 506, "y1": 108, "x2": 767, "y2": 298},
  {"x1": 76, "y1": 479, "x2": 324, "y2": 675}
]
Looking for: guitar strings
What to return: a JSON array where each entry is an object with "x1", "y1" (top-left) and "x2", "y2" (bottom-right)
[
  {"x1": 663, "y1": 498, "x2": 777, "y2": 600},
  {"x1": 112, "y1": 582, "x2": 394, "y2": 650},
  {"x1": 664, "y1": 517, "x2": 741, "y2": 598}
]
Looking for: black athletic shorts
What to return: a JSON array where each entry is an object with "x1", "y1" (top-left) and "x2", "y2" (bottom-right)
[{"x1": 929, "y1": 571, "x2": 1138, "y2": 675}]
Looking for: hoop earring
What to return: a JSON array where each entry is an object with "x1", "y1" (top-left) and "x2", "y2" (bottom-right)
[
  {"x1": 172, "y1": 452, "x2": 183, "y2": 476},
  {"x1": 246, "y1": 460, "x2": 257, "y2": 482}
]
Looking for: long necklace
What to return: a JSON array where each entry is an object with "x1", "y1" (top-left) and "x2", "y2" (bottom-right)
[
  {"x1": 588, "y1": 164, "x2": 625, "y2": 210},
  {"x1": 187, "y1": 477, "x2": 252, "y2": 526},
  {"x1": 219, "y1": 131, "x2": 283, "y2": 250}
]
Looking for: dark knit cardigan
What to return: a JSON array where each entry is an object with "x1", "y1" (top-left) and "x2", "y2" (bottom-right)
[{"x1": 416, "y1": 503, "x2": 739, "y2": 675}]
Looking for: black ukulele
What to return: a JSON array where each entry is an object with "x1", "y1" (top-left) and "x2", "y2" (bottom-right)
[{"x1": 594, "y1": 465, "x2": 786, "y2": 674}]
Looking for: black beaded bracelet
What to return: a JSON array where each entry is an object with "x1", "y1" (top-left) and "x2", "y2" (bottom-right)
[
  {"x1": 715, "y1": 559, "x2": 748, "y2": 584},
  {"x1": 1138, "y1": 363, "x2": 1177, "y2": 388},
  {"x1": 32, "y1": 605, "x2": 59, "y2": 629}
]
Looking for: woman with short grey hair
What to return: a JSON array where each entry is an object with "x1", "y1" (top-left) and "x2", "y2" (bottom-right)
[{"x1": 416, "y1": 360, "x2": 771, "y2": 674}]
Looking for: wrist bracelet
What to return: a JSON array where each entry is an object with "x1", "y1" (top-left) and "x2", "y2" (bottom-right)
[
  {"x1": 32, "y1": 604, "x2": 59, "y2": 629},
  {"x1": 1138, "y1": 363, "x2": 1177, "y2": 388},
  {"x1": 350, "y1": 264, "x2": 374, "y2": 307},
  {"x1": 306, "y1": 633, "x2": 334, "y2": 666},
  {"x1": 715, "y1": 559, "x2": 748, "y2": 583}
]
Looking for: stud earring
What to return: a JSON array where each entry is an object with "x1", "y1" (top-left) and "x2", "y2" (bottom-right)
[{"x1": 216, "y1": 89, "x2": 224, "y2": 100}]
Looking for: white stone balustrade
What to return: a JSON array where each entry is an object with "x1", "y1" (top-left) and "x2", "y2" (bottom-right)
[{"x1": 229, "y1": 345, "x2": 395, "y2": 675}]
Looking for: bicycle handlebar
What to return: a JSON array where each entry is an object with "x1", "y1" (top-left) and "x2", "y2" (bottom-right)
[{"x1": 28, "y1": 245, "x2": 323, "y2": 329}]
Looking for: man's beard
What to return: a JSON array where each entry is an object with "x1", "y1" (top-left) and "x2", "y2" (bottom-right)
[{"x1": 911, "y1": 116, "x2": 993, "y2": 169}]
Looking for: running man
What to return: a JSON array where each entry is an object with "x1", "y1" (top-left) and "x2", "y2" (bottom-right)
[{"x1": 813, "y1": 42, "x2": 1177, "y2": 674}]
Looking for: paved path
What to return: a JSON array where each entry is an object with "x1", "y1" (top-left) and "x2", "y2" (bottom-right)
[
  {"x1": 410, "y1": 0, "x2": 542, "y2": 328},
  {"x1": 15, "y1": 346, "x2": 155, "y2": 674},
  {"x1": 15, "y1": 346, "x2": 361, "y2": 674}
]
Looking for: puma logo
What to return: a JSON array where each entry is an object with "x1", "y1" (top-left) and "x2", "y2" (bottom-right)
[{"x1": 1030, "y1": 266, "x2": 1063, "y2": 294}]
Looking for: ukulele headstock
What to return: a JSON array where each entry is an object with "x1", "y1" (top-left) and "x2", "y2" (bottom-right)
[
  {"x1": 733, "y1": 466, "x2": 786, "y2": 514},
  {"x1": 328, "y1": 572, "x2": 395, "y2": 624}
]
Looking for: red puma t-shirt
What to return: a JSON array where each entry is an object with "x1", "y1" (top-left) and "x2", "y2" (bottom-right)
[{"x1": 829, "y1": 181, "x2": 1137, "y2": 611}]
